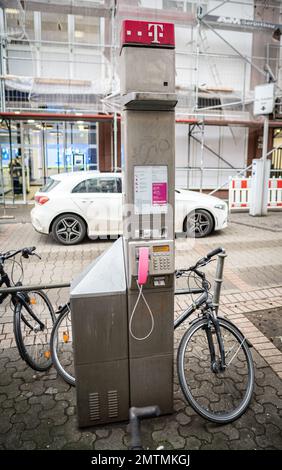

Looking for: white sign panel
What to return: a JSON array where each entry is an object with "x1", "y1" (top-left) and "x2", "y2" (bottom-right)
[
  {"x1": 134, "y1": 165, "x2": 168, "y2": 215},
  {"x1": 254, "y1": 83, "x2": 274, "y2": 116}
]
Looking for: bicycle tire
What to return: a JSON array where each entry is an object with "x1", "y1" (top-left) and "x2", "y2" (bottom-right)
[
  {"x1": 14, "y1": 290, "x2": 55, "y2": 372},
  {"x1": 50, "y1": 304, "x2": 75, "y2": 386},
  {"x1": 177, "y1": 316, "x2": 254, "y2": 424}
]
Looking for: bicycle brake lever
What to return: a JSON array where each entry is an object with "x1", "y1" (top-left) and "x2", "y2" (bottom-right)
[{"x1": 33, "y1": 253, "x2": 41, "y2": 260}]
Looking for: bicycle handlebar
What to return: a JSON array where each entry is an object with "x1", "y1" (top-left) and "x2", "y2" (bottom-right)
[
  {"x1": 175, "y1": 247, "x2": 225, "y2": 277},
  {"x1": 206, "y1": 247, "x2": 224, "y2": 259},
  {"x1": 0, "y1": 246, "x2": 38, "y2": 261},
  {"x1": 21, "y1": 247, "x2": 36, "y2": 258}
]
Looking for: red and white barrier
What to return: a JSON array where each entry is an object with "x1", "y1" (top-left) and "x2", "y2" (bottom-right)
[
  {"x1": 229, "y1": 176, "x2": 282, "y2": 211},
  {"x1": 229, "y1": 177, "x2": 252, "y2": 210},
  {"x1": 268, "y1": 178, "x2": 282, "y2": 208}
]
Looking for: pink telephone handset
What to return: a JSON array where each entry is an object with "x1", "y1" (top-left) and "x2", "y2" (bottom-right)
[{"x1": 138, "y1": 247, "x2": 149, "y2": 285}]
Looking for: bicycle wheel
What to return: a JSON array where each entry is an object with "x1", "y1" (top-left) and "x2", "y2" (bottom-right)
[
  {"x1": 14, "y1": 290, "x2": 55, "y2": 372},
  {"x1": 177, "y1": 317, "x2": 254, "y2": 424},
  {"x1": 50, "y1": 304, "x2": 75, "y2": 386}
]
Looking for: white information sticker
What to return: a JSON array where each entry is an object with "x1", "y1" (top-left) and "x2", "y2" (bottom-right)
[{"x1": 134, "y1": 166, "x2": 168, "y2": 214}]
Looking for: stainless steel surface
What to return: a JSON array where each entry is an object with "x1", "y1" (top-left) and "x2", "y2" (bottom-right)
[
  {"x1": 120, "y1": 46, "x2": 175, "y2": 95},
  {"x1": 70, "y1": 238, "x2": 129, "y2": 426},
  {"x1": 120, "y1": 34, "x2": 176, "y2": 416},
  {"x1": 120, "y1": 92, "x2": 178, "y2": 110},
  {"x1": 122, "y1": 110, "x2": 175, "y2": 242}
]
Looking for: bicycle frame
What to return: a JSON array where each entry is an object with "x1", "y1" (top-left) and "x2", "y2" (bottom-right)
[
  {"x1": 174, "y1": 291, "x2": 208, "y2": 330},
  {"x1": 0, "y1": 264, "x2": 11, "y2": 305},
  {"x1": 0, "y1": 263, "x2": 45, "y2": 330},
  {"x1": 174, "y1": 290, "x2": 226, "y2": 371}
]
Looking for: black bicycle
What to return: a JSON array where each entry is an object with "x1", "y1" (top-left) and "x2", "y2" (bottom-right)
[
  {"x1": 50, "y1": 247, "x2": 254, "y2": 424},
  {"x1": 50, "y1": 302, "x2": 74, "y2": 386},
  {"x1": 0, "y1": 247, "x2": 55, "y2": 371},
  {"x1": 175, "y1": 247, "x2": 254, "y2": 424}
]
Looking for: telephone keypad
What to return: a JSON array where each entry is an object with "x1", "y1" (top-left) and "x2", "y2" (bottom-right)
[{"x1": 152, "y1": 254, "x2": 172, "y2": 273}]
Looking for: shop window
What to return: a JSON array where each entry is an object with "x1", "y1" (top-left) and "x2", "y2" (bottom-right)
[
  {"x1": 5, "y1": 9, "x2": 34, "y2": 41},
  {"x1": 41, "y1": 12, "x2": 68, "y2": 43},
  {"x1": 74, "y1": 15, "x2": 100, "y2": 44}
]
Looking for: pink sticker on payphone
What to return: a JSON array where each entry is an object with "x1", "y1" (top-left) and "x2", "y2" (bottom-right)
[{"x1": 152, "y1": 182, "x2": 167, "y2": 205}]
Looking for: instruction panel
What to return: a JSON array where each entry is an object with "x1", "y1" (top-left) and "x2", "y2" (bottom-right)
[{"x1": 134, "y1": 165, "x2": 168, "y2": 214}]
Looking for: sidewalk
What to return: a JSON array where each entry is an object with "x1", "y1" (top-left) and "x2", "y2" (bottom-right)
[
  {"x1": 0, "y1": 204, "x2": 33, "y2": 225},
  {"x1": 0, "y1": 212, "x2": 282, "y2": 449},
  {"x1": 230, "y1": 211, "x2": 282, "y2": 232},
  {"x1": 1, "y1": 299, "x2": 282, "y2": 450}
]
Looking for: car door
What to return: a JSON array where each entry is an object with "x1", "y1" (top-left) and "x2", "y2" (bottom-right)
[{"x1": 71, "y1": 176, "x2": 122, "y2": 236}]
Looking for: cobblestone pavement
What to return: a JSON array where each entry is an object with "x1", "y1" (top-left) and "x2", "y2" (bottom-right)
[{"x1": 0, "y1": 214, "x2": 282, "y2": 449}]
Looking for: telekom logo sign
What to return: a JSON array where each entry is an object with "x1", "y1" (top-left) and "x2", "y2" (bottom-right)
[
  {"x1": 148, "y1": 23, "x2": 164, "y2": 44},
  {"x1": 121, "y1": 20, "x2": 175, "y2": 48}
]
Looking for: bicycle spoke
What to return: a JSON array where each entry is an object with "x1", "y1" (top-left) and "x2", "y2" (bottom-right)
[
  {"x1": 16, "y1": 292, "x2": 54, "y2": 371},
  {"x1": 178, "y1": 318, "x2": 254, "y2": 422}
]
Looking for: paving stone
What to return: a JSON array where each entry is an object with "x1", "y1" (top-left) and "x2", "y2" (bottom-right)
[
  {"x1": 15, "y1": 399, "x2": 30, "y2": 414},
  {"x1": 206, "y1": 423, "x2": 240, "y2": 441},
  {"x1": 94, "y1": 428, "x2": 127, "y2": 451},
  {"x1": 95, "y1": 428, "x2": 111, "y2": 439},
  {"x1": 2, "y1": 423, "x2": 25, "y2": 450},
  {"x1": 179, "y1": 421, "x2": 213, "y2": 444},
  {"x1": 1, "y1": 220, "x2": 282, "y2": 450},
  {"x1": 50, "y1": 416, "x2": 82, "y2": 443},
  {"x1": 185, "y1": 435, "x2": 202, "y2": 450},
  {"x1": 66, "y1": 406, "x2": 76, "y2": 416},
  {"x1": 201, "y1": 433, "x2": 230, "y2": 450},
  {"x1": 152, "y1": 421, "x2": 185, "y2": 450},
  {"x1": 2, "y1": 399, "x2": 14, "y2": 409},
  {"x1": 39, "y1": 401, "x2": 68, "y2": 426},
  {"x1": 21, "y1": 440, "x2": 37, "y2": 450},
  {"x1": 255, "y1": 423, "x2": 282, "y2": 449},
  {"x1": 0, "y1": 415, "x2": 12, "y2": 434},
  {"x1": 176, "y1": 412, "x2": 192, "y2": 426},
  {"x1": 21, "y1": 421, "x2": 54, "y2": 449}
]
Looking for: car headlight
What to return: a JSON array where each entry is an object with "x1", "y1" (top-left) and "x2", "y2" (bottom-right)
[{"x1": 214, "y1": 204, "x2": 226, "y2": 210}]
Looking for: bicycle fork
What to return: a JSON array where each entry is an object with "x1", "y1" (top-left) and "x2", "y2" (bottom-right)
[{"x1": 204, "y1": 310, "x2": 226, "y2": 373}]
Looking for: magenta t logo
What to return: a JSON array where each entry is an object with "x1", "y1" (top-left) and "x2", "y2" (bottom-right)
[{"x1": 148, "y1": 23, "x2": 164, "y2": 44}]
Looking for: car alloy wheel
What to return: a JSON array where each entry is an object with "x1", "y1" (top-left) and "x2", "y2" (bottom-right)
[
  {"x1": 185, "y1": 209, "x2": 213, "y2": 238},
  {"x1": 52, "y1": 214, "x2": 86, "y2": 245}
]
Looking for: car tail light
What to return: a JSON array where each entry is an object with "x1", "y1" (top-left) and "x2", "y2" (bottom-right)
[{"x1": 35, "y1": 195, "x2": 49, "y2": 205}]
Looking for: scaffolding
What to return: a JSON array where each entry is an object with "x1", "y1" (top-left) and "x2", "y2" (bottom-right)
[{"x1": 1, "y1": 0, "x2": 282, "y2": 196}]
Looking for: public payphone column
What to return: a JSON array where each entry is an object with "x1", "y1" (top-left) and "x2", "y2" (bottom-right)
[{"x1": 120, "y1": 20, "x2": 177, "y2": 414}]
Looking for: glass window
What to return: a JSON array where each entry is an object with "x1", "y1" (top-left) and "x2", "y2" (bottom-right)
[
  {"x1": 41, "y1": 12, "x2": 68, "y2": 42},
  {"x1": 72, "y1": 180, "x2": 88, "y2": 193},
  {"x1": 72, "y1": 177, "x2": 119, "y2": 194},
  {"x1": 88, "y1": 177, "x2": 118, "y2": 193},
  {"x1": 74, "y1": 15, "x2": 100, "y2": 44},
  {"x1": 40, "y1": 178, "x2": 60, "y2": 193},
  {"x1": 5, "y1": 9, "x2": 34, "y2": 41},
  {"x1": 116, "y1": 178, "x2": 122, "y2": 193},
  {"x1": 87, "y1": 178, "x2": 100, "y2": 193}
]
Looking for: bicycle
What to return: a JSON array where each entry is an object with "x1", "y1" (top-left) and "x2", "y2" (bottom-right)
[
  {"x1": 0, "y1": 246, "x2": 55, "y2": 371},
  {"x1": 50, "y1": 302, "x2": 75, "y2": 386},
  {"x1": 50, "y1": 247, "x2": 255, "y2": 425},
  {"x1": 175, "y1": 247, "x2": 254, "y2": 424}
]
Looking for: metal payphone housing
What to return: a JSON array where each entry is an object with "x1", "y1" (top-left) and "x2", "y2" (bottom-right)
[
  {"x1": 70, "y1": 19, "x2": 177, "y2": 427},
  {"x1": 121, "y1": 19, "x2": 177, "y2": 414}
]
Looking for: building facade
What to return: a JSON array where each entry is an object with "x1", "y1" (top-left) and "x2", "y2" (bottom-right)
[{"x1": 0, "y1": 0, "x2": 282, "y2": 203}]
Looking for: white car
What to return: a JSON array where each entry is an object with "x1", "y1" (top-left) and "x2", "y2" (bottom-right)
[{"x1": 31, "y1": 171, "x2": 228, "y2": 245}]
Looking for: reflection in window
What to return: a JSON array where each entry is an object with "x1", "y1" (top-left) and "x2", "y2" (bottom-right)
[
  {"x1": 72, "y1": 180, "x2": 88, "y2": 193},
  {"x1": 72, "y1": 177, "x2": 120, "y2": 194},
  {"x1": 74, "y1": 15, "x2": 100, "y2": 44},
  {"x1": 41, "y1": 12, "x2": 68, "y2": 42}
]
